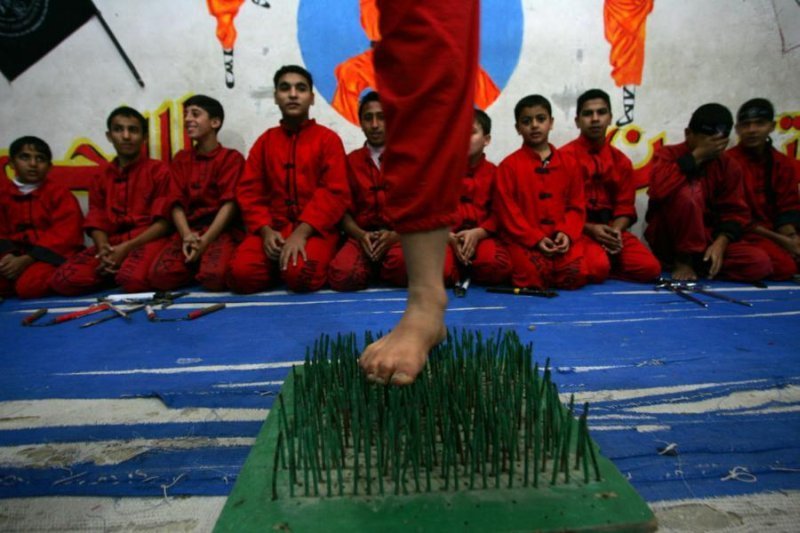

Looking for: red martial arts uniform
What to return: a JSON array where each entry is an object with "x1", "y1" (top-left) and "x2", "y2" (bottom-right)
[
  {"x1": 728, "y1": 144, "x2": 800, "y2": 280},
  {"x1": 0, "y1": 177, "x2": 83, "y2": 298},
  {"x1": 644, "y1": 142, "x2": 772, "y2": 281},
  {"x1": 328, "y1": 144, "x2": 408, "y2": 290},
  {"x1": 374, "y1": 0, "x2": 478, "y2": 233},
  {"x1": 494, "y1": 145, "x2": 603, "y2": 289},
  {"x1": 148, "y1": 145, "x2": 244, "y2": 291},
  {"x1": 449, "y1": 154, "x2": 511, "y2": 285},
  {"x1": 561, "y1": 135, "x2": 661, "y2": 282},
  {"x1": 228, "y1": 119, "x2": 349, "y2": 293},
  {"x1": 50, "y1": 157, "x2": 172, "y2": 295}
]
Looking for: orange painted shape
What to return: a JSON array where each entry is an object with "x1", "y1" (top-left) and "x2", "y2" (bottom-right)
[
  {"x1": 207, "y1": 0, "x2": 246, "y2": 49},
  {"x1": 604, "y1": 0, "x2": 654, "y2": 87}
]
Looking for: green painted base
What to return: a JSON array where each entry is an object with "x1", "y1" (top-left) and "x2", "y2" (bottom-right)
[{"x1": 215, "y1": 372, "x2": 656, "y2": 533}]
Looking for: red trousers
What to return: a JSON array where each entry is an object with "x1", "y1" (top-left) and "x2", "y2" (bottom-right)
[
  {"x1": 227, "y1": 228, "x2": 338, "y2": 293},
  {"x1": 743, "y1": 234, "x2": 798, "y2": 281},
  {"x1": 584, "y1": 232, "x2": 662, "y2": 283},
  {"x1": 447, "y1": 237, "x2": 512, "y2": 285},
  {"x1": 645, "y1": 184, "x2": 772, "y2": 282},
  {"x1": 375, "y1": 0, "x2": 478, "y2": 232},
  {"x1": 506, "y1": 239, "x2": 605, "y2": 290},
  {"x1": 147, "y1": 229, "x2": 239, "y2": 292},
  {"x1": 328, "y1": 238, "x2": 407, "y2": 291},
  {"x1": 50, "y1": 232, "x2": 169, "y2": 296},
  {"x1": 0, "y1": 259, "x2": 57, "y2": 299}
]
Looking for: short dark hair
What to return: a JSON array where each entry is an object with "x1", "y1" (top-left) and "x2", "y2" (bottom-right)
[
  {"x1": 474, "y1": 108, "x2": 492, "y2": 135},
  {"x1": 358, "y1": 91, "x2": 381, "y2": 120},
  {"x1": 273, "y1": 65, "x2": 314, "y2": 91},
  {"x1": 576, "y1": 89, "x2": 611, "y2": 115},
  {"x1": 184, "y1": 94, "x2": 225, "y2": 130},
  {"x1": 106, "y1": 106, "x2": 148, "y2": 133},
  {"x1": 10, "y1": 136, "x2": 52, "y2": 162},
  {"x1": 514, "y1": 95, "x2": 552, "y2": 122},
  {"x1": 688, "y1": 103, "x2": 733, "y2": 137},
  {"x1": 737, "y1": 98, "x2": 774, "y2": 123}
]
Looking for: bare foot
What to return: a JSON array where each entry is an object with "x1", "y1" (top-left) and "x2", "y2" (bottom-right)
[
  {"x1": 359, "y1": 286, "x2": 447, "y2": 386},
  {"x1": 671, "y1": 259, "x2": 698, "y2": 281}
]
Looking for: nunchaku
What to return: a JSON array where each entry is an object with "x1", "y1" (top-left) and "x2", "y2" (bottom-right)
[
  {"x1": 22, "y1": 302, "x2": 111, "y2": 327},
  {"x1": 654, "y1": 278, "x2": 752, "y2": 308},
  {"x1": 145, "y1": 302, "x2": 226, "y2": 322},
  {"x1": 454, "y1": 277, "x2": 471, "y2": 298},
  {"x1": 486, "y1": 287, "x2": 558, "y2": 298}
]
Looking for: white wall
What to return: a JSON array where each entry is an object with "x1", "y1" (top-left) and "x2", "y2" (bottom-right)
[{"x1": 1, "y1": 0, "x2": 798, "y2": 171}]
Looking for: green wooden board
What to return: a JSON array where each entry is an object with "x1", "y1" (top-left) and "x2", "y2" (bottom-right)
[{"x1": 215, "y1": 370, "x2": 656, "y2": 532}]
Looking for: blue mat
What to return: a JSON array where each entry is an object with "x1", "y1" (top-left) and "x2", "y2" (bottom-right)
[{"x1": 1, "y1": 280, "x2": 799, "y2": 501}]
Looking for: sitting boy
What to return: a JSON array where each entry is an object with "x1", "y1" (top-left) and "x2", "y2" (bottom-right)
[
  {"x1": 494, "y1": 95, "x2": 608, "y2": 289},
  {"x1": 51, "y1": 107, "x2": 172, "y2": 295},
  {"x1": 645, "y1": 103, "x2": 771, "y2": 282},
  {"x1": 1, "y1": 136, "x2": 83, "y2": 298},
  {"x1": 728, "y1": 98, "x2": 799, "y2": 280},
  {"x1": 148, "y1": 95, "x2": 245, "y2": 291},
  {"x1": 228, "y1": 65, "x2": 349, "y2": 293},
  {"x1": 560, "y1": 89, "x2": 660, "y2": 282},
  {"x1": 328, "y1": 91, "x2": 406, "y2": 290},
  {"x1": 448, "y1": 109, "x2": 511, "y2": 285}
]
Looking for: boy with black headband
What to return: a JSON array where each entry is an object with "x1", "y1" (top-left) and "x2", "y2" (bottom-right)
[
  {"x1": 645, "y1": 103, "x2": 771, "y2": 282},
  {"x1": 728, "y1": 98, "x2": 800, "y2": 279}
]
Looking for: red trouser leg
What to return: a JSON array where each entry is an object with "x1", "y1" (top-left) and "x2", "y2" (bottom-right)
[
  {"x1": 375, "y1": 0, "x2": 479, "y2": 232},
  {"x1": 15, "y1": 262, "x2": 58, "y2": 299},
  {"x1": 551, "y1": 240, "x2": 589, "y2": 290},
  {"x1": 717, "y1": 241, "x2": 773, "y2": 282},
  {"x1": 116, "y1": 237, "x2": 172, "y2": 293},
  {"x1": 380, "y1": 242, "x2": 408, "y2": 287},
  {"x1": 148, "y1": 234, "x2": 193, "y2": 291},
  {"x1": 645, "y1": 181, "x2": 709, "y2": 264},
  {"x1": 507, "y1": 242, "x2": 550, "y2": 289},
  {"x1": 50, "y1": 247, "x2": 113, "y2": 296},
  {"x1": 581, "y1": 239, "x2": 612, "y2": 284},
  {"x1": 281, "y1": 232, "x2": 339, "y2": 293},
  {"x1": 329, "y1": 238, "x2": 373, "y2": 292},
  {"x1": 742, "y1": 234, "x2": 798, "y2": 281},
  {"x1": 197, "y1": 231, "x2": 239, "y2": 291},
  {"x1": 227, "y1": 234, "x2": 276, "y2": 294},
  {"x1": 610, "y1": 232, "x2": 662, "y2": 282},
  {"x1": 469, "y1": 238, "x2": 512, "y2": 285}
]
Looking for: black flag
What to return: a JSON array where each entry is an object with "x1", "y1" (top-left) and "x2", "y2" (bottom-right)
[{"x1": 0, "y1": 0, "x2": 96, "y2": 82}]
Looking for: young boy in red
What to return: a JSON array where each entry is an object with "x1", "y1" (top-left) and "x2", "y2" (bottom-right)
[
  {"x1": 728, "y1": 98, "x2": 799, "y2": 280},
  {"x1": 494, "y1": 95, "x2": 607, "y2": 290},
  {"x1": 645, "y1": 103, "x2": 771, "y2": 282},
  {"x1": 328, "y1": 91, "x2": 406, "y2": 290},
  {"x1": 148, "y1": 95, "x2": 245, "y2": 291},
  {"x1": 228, "y1": 65, "x2": 349, "y2": 293},
  {"x1": 560, "y1": 89, "x2": 660, "y2": 283},
  {"x1": 50, "y1": 107, "x2": 172, "y2": 295},
  {"x1": 448, "y1": 109, "x2": 511, "y2": 286},
  {"x1": 1, "y1": 137, "x2": 83, "y2": 298}
]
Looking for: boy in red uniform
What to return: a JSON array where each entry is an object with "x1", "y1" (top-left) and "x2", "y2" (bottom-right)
[
  {"x1": 1, "y1": 137, "x2": 83, "y2": 298},
  {"x1": 560, "y1": 89, "x2": 660, "y2": 283},
  {"x1": 644, "y1": 103, "x2": 771, "y2": 282},
  {"x1": 448, "y1": 109, "x2": 511, "y2": 285},
  {"x1": 228, "y1": 65, "x2": 349, "y2": 293},
  {"x1": 148, "y1": 95, "x2": 244, "y2": 291},
  {"x1": 51, "y1": 107, "x2": 172, "y2": 295},
  {"x1": 494, "y1": 95, "x2": 606, "y2": 290},
  {"x1": 328, "y1": 91, "x2": 406, "y2": 291},
  {"x1": 728, "y1": 98, "x2": 799, "y2": 280}
]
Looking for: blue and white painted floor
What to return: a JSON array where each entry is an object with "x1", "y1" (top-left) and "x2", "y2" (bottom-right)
[{"x1": 1, "y1": 279, "x2": 798, "y2": 530}]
